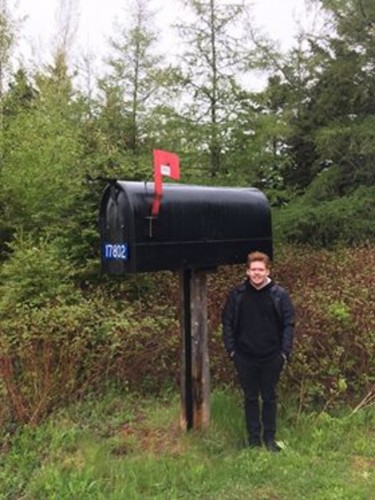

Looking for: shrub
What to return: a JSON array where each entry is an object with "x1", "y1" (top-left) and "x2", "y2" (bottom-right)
[
  {"x1": 264, "y1": 246, "x2": 375, "y2": 409},
  {"x1": 273, "y1": 186, "x2": 375, "y2": 246},
  {"x1": 206, "y1": 246, "x2": 375, "y2": 411},
  {"x1": 0, "y1": 245, "x2": 374, "y2": 425},
  {"x1": 0, "y1": 291, "x2": 180, "y2": 425},
  {"x1": 0, "y1": 235, "x2": 180, "y2": 425},
  {"x1": 0, "y1": 234, "x2": 80, "y2": 313}
]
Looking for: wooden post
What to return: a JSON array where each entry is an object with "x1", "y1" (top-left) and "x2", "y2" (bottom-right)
[{"x1": 180, "y1": 269, "x2": 210, "y2": 430}]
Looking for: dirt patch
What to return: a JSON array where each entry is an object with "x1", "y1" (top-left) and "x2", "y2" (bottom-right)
[
  {"x1": 351, "y1": 455, "x2": 375, "y2": 471},
  {"x1": 119, "y1": 419, "x2": 185, "y2": 456}
]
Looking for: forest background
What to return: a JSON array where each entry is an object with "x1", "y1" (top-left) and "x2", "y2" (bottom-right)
[{"x1": 0, "y1": 0, "x2": 374, "y2": 429}]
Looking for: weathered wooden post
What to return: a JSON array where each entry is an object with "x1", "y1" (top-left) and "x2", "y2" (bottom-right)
[{"x1": 180, "y1": 269, "x2": 210, "y2": 430}]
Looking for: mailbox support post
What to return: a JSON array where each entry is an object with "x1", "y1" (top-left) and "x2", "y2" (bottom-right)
[{"x1": 180, "y1": 269, "x2": 210, "y2": 430}]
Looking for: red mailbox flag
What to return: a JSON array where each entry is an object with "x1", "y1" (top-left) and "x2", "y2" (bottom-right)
[{"x1": 152, "y1": 149, "x2": 180, "y2": 216}]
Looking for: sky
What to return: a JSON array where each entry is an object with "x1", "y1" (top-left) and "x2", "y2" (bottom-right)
[{"x1": 11, "y1": 0, "x2": 320, "y2": 85}]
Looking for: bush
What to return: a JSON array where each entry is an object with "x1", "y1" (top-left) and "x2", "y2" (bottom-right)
[
  {"x1": 0, "y1": 245, "x2": 374, "y2": 425},
  {"x1": 0, "y1": 237, "x2": 176, "y2": 424},
  {"x1": 273, "y1": 186, "x2": 375, "y2": 246},
  {"x1": 0, "y1": 291, "x2": 180, "y2": 425},
  {"x1": 205, "y1": 246, "x2": 375, "y2": 411},
  {"x1": 263, "y1": 246, "x2": 375, "y2": 409},
  {"x1": 0, "y1": 234, "x2": 80, "y2": 313}
]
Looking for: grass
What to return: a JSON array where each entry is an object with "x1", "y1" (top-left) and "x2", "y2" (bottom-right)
[{"x1": 0, "y1": 388, "x2": 374, "y2": 499}]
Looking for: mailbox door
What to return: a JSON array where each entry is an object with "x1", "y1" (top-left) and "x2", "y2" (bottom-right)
[{"x1": 100, "y1": 184, "x2": 136, "y2": 274}]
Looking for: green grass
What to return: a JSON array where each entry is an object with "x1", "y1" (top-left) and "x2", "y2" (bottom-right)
[{"x1": 1, "y1": 389, "x2": 374, "y2": 499}]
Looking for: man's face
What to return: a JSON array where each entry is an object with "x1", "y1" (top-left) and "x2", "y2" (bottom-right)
[{"x1": 246, "y1": 260, "x2": 270, "y2": 288}]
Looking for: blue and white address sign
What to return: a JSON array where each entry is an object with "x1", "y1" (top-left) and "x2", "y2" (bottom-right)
[{"x1": 103, "y1": 243, "x2": 129, "y2": 261}]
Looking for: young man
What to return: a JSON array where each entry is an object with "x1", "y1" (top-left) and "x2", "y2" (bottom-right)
[{"x1": 222, "y1": 251, "x2": 295, "y2": 452}]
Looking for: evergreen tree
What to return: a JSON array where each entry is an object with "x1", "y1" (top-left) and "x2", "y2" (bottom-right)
[
  {"x1": 174, "y1": 0, "x2": 251, "y2": 178},
  {"x1": 309, "y1": 0, "x2": 375, "y2": 191},
  {"x1": 2, "y1": 68, "x2": 36, "y2": 122},
  {"x1": 100, "y1": 0, "x2": 167, "y2": 161},
  {"x1": 1, "y1": 53, "x2": 85, "y2": 253}
]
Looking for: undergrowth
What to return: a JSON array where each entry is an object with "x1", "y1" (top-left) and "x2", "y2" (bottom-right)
[{"x1": 0, "y1": 246, "x2": 374, "y2": 426}]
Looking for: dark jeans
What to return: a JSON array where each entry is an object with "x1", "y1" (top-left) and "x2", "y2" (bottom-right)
[{"x1": 234, "y1": 352, "x2": 284, "y2": 443}]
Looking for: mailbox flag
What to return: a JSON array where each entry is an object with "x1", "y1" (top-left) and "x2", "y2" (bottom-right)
[
  {"x1": 152, "y1": 149, "x2": 180, "y2": 216},
  {"x1": 154, "y1": 149, "x2": 180, "y2": 180}
]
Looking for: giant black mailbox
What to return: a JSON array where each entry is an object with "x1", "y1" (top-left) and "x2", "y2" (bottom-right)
[{"x1": 99, "y1": 181, "x2": 272, "y2": 274}]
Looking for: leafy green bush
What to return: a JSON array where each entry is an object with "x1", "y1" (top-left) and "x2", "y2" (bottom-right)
[
  {"x1": 301, "y1": 165, "x2": 343, "y2": 205},
  {"x1": 273, "y1": 186, "x2": 375, "y2": 246},
  {"x1": 0, "y1": 235, "x2": 180, "y2": 424},
  {"x1": 0, "y1": 234, "x2": 79, "y2": 313},
  {"x1": 0, "y1": 292, "x2": 180, "y2": 425},
  {"x1": 0, "y1": 241, "x2": 180, "y2": 425}
]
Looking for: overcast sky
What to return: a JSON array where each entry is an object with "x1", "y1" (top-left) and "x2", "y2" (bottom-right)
[
  {"x1": 9, "y1": 0, "x2": 319, "y2": 90},
  {"x1": 13, "y1": 0, "x2": 318, "y2": 62}
]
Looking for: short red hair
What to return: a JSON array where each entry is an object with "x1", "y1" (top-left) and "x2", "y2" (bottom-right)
[{"x1": 247, "y1": 251, "x2": 271, "y2": 269}]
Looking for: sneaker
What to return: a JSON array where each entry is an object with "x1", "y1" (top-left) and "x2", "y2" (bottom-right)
[
  {"x1": 248, "y1": 438, "x2": 262, "y2": 448},
  {"x1": 265, "y1": 440, "x2": 282, "y2": 453}
]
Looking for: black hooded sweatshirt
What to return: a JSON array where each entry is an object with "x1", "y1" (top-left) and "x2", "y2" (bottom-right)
[{"x1": 237, "y1": 280, "x2": 280, "y2": 361}]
